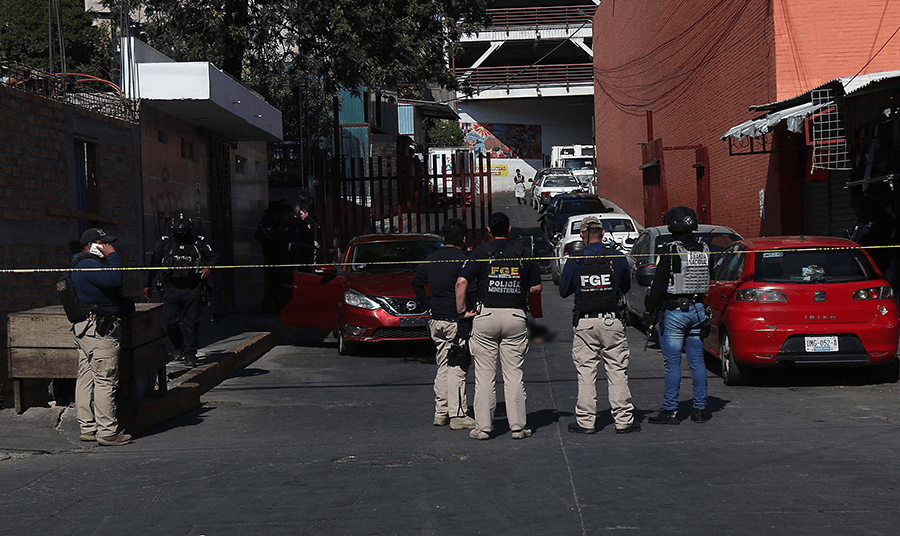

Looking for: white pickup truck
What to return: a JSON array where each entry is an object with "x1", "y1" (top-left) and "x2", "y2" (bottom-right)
[{"x1": 550, "y1": 145, "x2": 596, "y2": 194}]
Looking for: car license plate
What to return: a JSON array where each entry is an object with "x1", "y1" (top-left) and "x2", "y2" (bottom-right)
[
  {"x1": 399, "y1": 317, "x2": 427, "y2": 327},
  {"x1": 805, "y1": 336, "x2": 838, "y2": 352}
]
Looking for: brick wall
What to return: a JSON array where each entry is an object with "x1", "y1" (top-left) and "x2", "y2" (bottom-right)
[
  {"x1": 0, "y1": 83, "x2": 141, "y2": 406},
  {"x1": 593, "y1": 0, "x2": 900, "y2": 239}
]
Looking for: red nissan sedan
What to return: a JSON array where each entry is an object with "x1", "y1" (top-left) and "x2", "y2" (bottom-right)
[
  {"x1": 281, "y1": 233, "x2": 442, "y2": 355},
  {"x1": 703, "y1": 236, "x2": 899, "y2": 385}
]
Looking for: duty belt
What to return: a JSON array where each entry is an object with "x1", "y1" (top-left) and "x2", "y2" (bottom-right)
[
  {"x1": 664, "y1": 295, "x2": 704, "y2": 311},
  {"x1": 580, "y1": 311, "x2": 617, "y2": 319}
]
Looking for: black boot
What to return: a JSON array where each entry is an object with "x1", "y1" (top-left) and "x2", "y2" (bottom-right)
[
  {"x1": 648, "y1": 409, "x2": 679, "y2": 425},
  {"x1": 691, "y1": 408, "x2": 708, "y2": 423}
]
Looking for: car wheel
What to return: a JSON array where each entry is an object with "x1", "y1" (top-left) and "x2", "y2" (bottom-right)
[
  {"x1": 720, "y1": 331, "x2": 747, "y2": 386},
  {"x1": 869, "y1": 357, "x2": 899, "y2": 384},
  {"x1": 338, "y1": 330, "x2": 354, "y2": 356}
]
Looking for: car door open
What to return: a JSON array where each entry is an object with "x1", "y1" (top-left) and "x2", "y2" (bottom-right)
[{"x1": 280, "y1": 264, "x2": 343, "y2": 329}]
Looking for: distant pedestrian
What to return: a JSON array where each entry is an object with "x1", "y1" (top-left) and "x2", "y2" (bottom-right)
[
  {"x1": 256, "y1": 200, "x2": 293, "y2": 311},
  {"x1": 559, "y1": 216, "x2": 640, "y2": 435},
  {"x1": 514, "y1": 169, "x2": 526, "y2": 205},
  {"x1": 412, "y1": 218, "x2": 476, "y2": 430},
  {"x1": 644, "y1": 207, "x2": 712, "y2": 424},
  {"x1": 70, "y1": 228, "x2": 133, "y2": 446},
  {"x1": 456, "y1": 212, "x2": 542, "y2": 440}
]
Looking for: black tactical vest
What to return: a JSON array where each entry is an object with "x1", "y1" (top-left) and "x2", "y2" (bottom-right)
[
  {"x1": 577, "y1": 256, "x2": 618, "y2": 314},
  {"x1": 164, "y1": 240, "x2": 201, "y2": 280},
  {"x1": 482, "y1": 240, "x2": 527, "y2": 310}
]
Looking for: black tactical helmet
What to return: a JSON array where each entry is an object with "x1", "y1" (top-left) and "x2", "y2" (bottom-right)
[
  {"x1": 171, "y1": 212, "x2": 193, "y2": 237},
  {"x1": 665, "y1": 206, "x2": 698, "y2": 234}
]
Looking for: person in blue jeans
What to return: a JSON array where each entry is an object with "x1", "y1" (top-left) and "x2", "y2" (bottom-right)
[{"x1": 643, "y1": 207, "x2": 712, "y2": 424}]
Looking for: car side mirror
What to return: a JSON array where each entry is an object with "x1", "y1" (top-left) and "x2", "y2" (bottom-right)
[
  {"x1": 552, "y1": 232, "x2": 562, "y2": 241},
  {"x1": 528, "y1": 178, "x2": 533, "y2": 182},
  {"x1": 625, "y1": 237, "x2": 635, "y2": 245},
  {"x1": 569, "y1": 240, "x2": 585, "y2": 257},
  {"x1": 314, "y1": 265, "x2": 338, "y2": 276},
  {"x1": 636, "y1": 264, "x2": 656, "y2": 286}
]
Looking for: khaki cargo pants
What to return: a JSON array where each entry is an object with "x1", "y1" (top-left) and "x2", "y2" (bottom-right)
[
  {"x1": 469, "y1": 307, "x2": 528, "y2": 434},
  {"x1": 572, "y1": 316, "x2": 635, "y2": 430},
  {"x1": 429, "y1": 319, "x2": 469, "y2": 419},
  {"x1": 73, "y1": 315, "x2": 122, "y2": 437}
]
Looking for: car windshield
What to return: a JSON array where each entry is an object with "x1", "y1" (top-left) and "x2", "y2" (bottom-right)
[
  {"x1": 350, "y1": 240, "x2": 442, "y2": 273},
  {"x1": 563, "y1": 158, "x2": 594, "y2": 170},
  {"x1": 543, "y1": 176, "x2": 581, "y2": 187},
  {"x1": 572, "y1": 218, "x2": 635, "y2": 234},
  {"x1": 656, "y1": 232, "x2": 741, "y2": 255},
  {"x1": 754, "y1": 248, "x2": 878, "y2": 283}
]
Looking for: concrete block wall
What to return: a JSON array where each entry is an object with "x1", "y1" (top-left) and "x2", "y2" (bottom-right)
[
  {"x1": 0, "y1": 83, "x2": 141, "y2": 404},
  {"x1": 593, "y1": 0, "x2": 900, "y2": 238}
]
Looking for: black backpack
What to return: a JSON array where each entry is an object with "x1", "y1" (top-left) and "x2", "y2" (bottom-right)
[{"x1": 58, "y1": 254, "x2": 91, "y2": 323}]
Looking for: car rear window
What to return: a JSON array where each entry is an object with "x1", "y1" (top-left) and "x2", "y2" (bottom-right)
[
  {"x1": 754, "y1": 248, "x2": 878, "y2": 283},
  {"x1": 563, "y1": 159, "x2": 594, "y2": 170},
  {"x1": 656, "y1": 232, "x2": 741, "y2": 255},
  {"x1": 543, "y1": 176, "x2": 581, "y2": 187},
  {"x1": 559, "y1": 200, "x2": 606, "y2": 213},
  {"x1": 350, "y1": 240, "x2": 442, "y2": 273},
  {"x1": 572, "y1": 218, "x2": 635, "y2": 234}
]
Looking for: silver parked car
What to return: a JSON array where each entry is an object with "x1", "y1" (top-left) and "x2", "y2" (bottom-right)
[{"x1": 623, "y1": 224, "x2": 743, "y2": 324}]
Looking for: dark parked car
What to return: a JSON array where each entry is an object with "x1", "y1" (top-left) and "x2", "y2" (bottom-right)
[
  {"x1": 281, "y1": 233, "x2": 442, "y2": 355},
  {"x1": 539, "y1": 192, "x2": 615, "y2": 245}
]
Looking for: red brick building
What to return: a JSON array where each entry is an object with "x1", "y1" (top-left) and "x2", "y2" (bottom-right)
[{"x1": 593, "y1": 0, "x2": 900, "y2": 238}]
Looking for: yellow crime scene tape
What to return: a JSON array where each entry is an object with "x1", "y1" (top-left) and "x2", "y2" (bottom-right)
[{"x1": 0, "y1": 244, "x2": 896, "y2": 275}]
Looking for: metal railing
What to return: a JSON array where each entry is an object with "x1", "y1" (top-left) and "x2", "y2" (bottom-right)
[
  {"x1": 484, "y1": 6, "x2": 594, "y2": 34},
  {"x1": 0, "y1": 60, "x2": 138, "y2": 123},
  {"x1": 456, "y1": 63, "x2": 593, "y2": 93}
]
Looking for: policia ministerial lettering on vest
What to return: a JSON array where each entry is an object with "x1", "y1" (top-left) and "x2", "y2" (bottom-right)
[{"x1": 482, "y1": 240, "x2": 527, "y2": 308}]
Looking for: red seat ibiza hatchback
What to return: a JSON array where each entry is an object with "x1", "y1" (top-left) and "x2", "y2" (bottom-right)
[{"x1": 703, "y1": 236, "x2": 899, "y2": 385}]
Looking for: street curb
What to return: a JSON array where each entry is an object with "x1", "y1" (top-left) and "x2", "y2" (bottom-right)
[{"x1": 127, "y1": 331, "x2": 276, "y2": 435}]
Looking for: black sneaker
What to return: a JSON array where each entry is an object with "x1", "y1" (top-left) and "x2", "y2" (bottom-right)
[
  {"x1": 691, "y1": 408, "x2": 708, "y2": 423},
  {"x1": 567, "y1": 422, "x2": 597, "y2": 435},
  {"x1": 648, "y1": 410, "x2": 679, "y2": 425},
  {"x1": 615, "y1": 422, "x2": 642, "y2": 434},
  {"x1": 183, "y1": 354, "x2": 198, "y2": 367}
]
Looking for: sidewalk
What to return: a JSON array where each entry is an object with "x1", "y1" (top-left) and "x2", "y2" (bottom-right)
[{"x1": 0, "y1": 308, "x2": 280, "y2": 460}]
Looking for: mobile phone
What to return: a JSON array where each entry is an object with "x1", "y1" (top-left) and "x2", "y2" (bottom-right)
[{"x1": 89, "y1": 242, "x2": 104, "y2": 257}]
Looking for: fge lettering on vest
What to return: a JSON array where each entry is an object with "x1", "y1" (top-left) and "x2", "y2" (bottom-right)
[
  {"x1": 580, "y1": 274, "x2": 611, "y2": 287},
  {"x1": 490, "y1": 266, "x2": 519, "y2": 276}
]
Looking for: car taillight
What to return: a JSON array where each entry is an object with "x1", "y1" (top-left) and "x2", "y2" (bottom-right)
[
  {"x1": 735, "y1": 289, "x2": 788, "y2": 303},
  {"x1": 564, "y1": 242, "x2": 574, "y2": 255},
  {"x1": 852, "y1": 286, "x2": 894, "y2": 300},
  {"x1": 541, "y1": 191, "x2": 550, "y2": 196}
]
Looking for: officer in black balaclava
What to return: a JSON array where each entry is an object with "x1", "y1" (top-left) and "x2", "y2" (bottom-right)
[{"x1": 144, "y1": 212, "x2": 218, "y2": 367}]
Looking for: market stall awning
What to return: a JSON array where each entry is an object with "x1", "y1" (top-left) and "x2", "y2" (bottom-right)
[{"x1": 721, "y1": 101, "x2": 827, "y2": 141}]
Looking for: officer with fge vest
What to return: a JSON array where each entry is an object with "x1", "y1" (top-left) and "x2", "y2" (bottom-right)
[
  {"x1": 144, "y1": 213, "x2": 217, "y2": 367},
  {"x1": 559, "y1": 216, "x2": 640, "y2": 435},
  {"x1": 644, "y1": 206, "x2": 712, "y2": 424},
  {"x1": 456, "y1": 212, "x2": 542, "y2": 440}
]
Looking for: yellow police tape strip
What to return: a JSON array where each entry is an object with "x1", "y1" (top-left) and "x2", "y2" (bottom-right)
[{"x1": 0, "y1": 244, "x2": 896, "y2": 274}]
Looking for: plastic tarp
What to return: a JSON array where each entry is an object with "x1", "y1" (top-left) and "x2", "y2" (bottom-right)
[{"x1": 721, "y1": 101, "x2": 827, "y2": 141}]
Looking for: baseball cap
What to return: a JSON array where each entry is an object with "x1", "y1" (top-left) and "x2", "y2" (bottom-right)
[
  {"x1": 80, "y1": 228, "x2": 117, "y2": 246},
  {"x1": 580, "y1": 215, "x2": 602, "y2": 230}
]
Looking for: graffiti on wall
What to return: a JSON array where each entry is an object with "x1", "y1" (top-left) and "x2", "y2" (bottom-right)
[{"x1": 461, "y1": 122, "x2": 542, "y2": 159}]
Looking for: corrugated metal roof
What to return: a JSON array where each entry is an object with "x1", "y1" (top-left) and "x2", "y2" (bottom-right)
[
  {"x1": 749, "y1": 70, "x2": 900, "y2": 112},
  {"x1": 721, "y1": 70, "x2": 900, "y2": 141}
]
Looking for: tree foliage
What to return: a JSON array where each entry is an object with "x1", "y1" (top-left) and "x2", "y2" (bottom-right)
[
  {"x1": 122, "y1": 0, "x2": 486, "y2": 140},
  {"x1": 0, "y1": 0, "x2": 105, "y2": 77},
  {"x1": 426, "y1": 118, "x2": 465, "y2": 147}
]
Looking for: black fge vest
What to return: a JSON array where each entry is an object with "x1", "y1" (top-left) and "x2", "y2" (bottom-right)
[
  {"x1": 482, "y1": 240, "x2": 527, "y2": 310},
  {"x1": 164, "y1": 240, "x2": 201, "y2": 279},
  {"x1": 576, "y1": 257, "x2": 618, "y2": 315}
]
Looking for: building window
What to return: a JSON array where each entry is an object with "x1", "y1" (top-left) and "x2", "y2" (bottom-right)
[
  {"x1": 74, "y1": 139, "x2": 99, "y2": 213},
  {"x1": 235, "y1": 155, "x2": 247, "y2": 174},
  {"x1": 181, "y1": 138, "x2": 196, "y2": 161},
  {"x1": 158, "y1": 130, "x2": 168, "y2": 144}
]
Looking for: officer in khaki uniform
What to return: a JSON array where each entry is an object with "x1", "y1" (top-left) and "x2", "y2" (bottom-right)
[
  {"x1": 559, "y1": 216, "x2": 640, "y2": 434},
  {"x1": 412, "y1": 218, "x2": 476, "y2": 430},
  {"x1": 455, "y1": 213, "x2": 542, "y2": 440}
]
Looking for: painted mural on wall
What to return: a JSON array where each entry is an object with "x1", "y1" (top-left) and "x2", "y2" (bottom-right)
[{"x1": 461, "y1": 122, "x2": 542, "y2": 159}]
